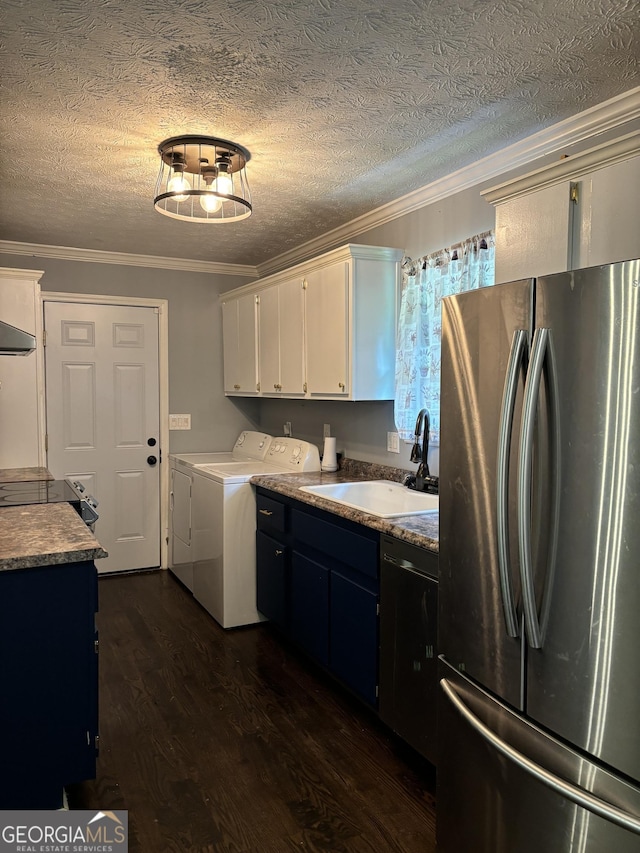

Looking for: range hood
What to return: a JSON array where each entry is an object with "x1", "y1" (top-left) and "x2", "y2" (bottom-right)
[{"x1": 0, "y1": 320, "x2": 36, "y2": 355}]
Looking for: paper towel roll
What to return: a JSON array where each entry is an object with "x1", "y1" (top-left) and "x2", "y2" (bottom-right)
[{"x1": 321, "y1": 436, "x2": 338, "y2": 472}]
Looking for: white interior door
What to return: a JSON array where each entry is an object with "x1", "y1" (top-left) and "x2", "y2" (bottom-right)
[{"x1": 44, "y1": 301, "x2": 161, "y2": 573}]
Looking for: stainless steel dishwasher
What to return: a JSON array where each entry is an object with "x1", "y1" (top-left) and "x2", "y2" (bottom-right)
[{"x1": 379, "y1": 534, "x2": 439, "y2": 765}]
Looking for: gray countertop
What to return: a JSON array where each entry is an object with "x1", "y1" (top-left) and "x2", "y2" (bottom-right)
[
  {"x1": 250, "y1": 465, "x2": 439, "y2": 554},
  {"x1": 0, "y1": 466, "x2": 54, "y2": 483},
  {"x1": 0, "y1": 503, "x2": 108, "y2": 572}
]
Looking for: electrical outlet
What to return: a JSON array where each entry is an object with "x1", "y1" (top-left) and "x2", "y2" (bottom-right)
[
  {"x1": 169, "y1": 414, "x2": 191, "y2": 430},
  {"x1": 283, "y1": 421, "x2": 292, "y2": 436},
  {"x1": 387, "y1": 431, "x2": 400, "y2": 453},
  {"x1": 323, "y1": 423, "x2": 331, "y2": 438}
]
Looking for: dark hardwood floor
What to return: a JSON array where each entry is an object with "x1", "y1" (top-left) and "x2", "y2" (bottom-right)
[{"x1": 68, "y1": 570, "x2": 437, "y2": 853}]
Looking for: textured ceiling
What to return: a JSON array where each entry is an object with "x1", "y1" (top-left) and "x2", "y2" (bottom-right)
[{"x1": 1, "y1": 0, "x2": 638, "y2": 267}]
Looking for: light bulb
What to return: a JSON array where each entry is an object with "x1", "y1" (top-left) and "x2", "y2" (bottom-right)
[
  {"x1": 216, "y1": 167, "x2": 233, "y2": 196},
  {"x1": 200, "y1": 191, "x2": 222, "y2": 213},
  {"x1": 167, "y1": 171, "x2": 191, "y2": 201}
]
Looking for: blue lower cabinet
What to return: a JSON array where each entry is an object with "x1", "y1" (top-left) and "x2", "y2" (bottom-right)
[
  {"x1": 0, "y1": 560, "x2": 98, "y2": 809},
  {"x1": 290, "y1": 551, "x2": 329, "y2": 666},
  {"x1": 330, "y1": 571, "x2": 379, "y2": 706},
  {"x1": 256, "y1": 530, "x2": 288, "y2": 631}
]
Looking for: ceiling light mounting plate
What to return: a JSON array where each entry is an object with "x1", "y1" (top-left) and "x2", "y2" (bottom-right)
[{"x1": 154, "y1": 134, "x2": 252, "y2": 223}]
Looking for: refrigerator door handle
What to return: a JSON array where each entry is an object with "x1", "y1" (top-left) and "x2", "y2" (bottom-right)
[
  {"x1": 441, "y1": 677, "x2": 640, "y2": 836},
  {"x1": 518, "y1": 326, "x2": 549, "y2": 648},
  {"x1": 496, "y1": 328, "x2": 527, "y2": 638}
]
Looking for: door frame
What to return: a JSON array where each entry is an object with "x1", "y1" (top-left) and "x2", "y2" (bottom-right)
[{"x1": 40, "y1": 291, "x2": 170, "y2": 569}]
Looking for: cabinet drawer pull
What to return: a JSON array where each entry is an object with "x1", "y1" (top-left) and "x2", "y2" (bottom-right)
[
  {"x1": 275, "y1": 549, "x2": 283, "y2": 556},
  {"x1": 338, "y1": 382, "x2": 345, "y2": 390},
  {"x1": 233, "y1": 384, "x2": 241, "y2": 390},
  {"x1": 259, "y1": 509, "x2": 273, "y2": 516}
]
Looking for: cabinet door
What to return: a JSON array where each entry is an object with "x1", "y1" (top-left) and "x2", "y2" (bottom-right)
[
  {"x1": 330, "y1": 571, "x2": 379, "y2": 706},
  {"x1": 170, "y1": 466, "x2": 193, "y2": 590},
  {"x1": 305, "y1": 262, "x2": 349, "y2": 397},
  {"x1": 0, "y1": 271, "x2": 43, "y2": 468},
  {"x1": 278, "y1": 277, "x2": 305, "y2": 395},
  {"x1": 258, "y1": 286, "x2": 280, "y2": 394},
  {"x1": 222, "y1": 294, "x2": 258, "y2": 394},
  {"x1": 256, "y1": 530, "x2": 288, "y2": 631},
  {"x1": 573, "y1": 155, "x2": 640, "y2": 269},
  {"x1": 291, "y1": 550, "x2": 329, "y2": 665},
  {"x1": 494, "y1": 182, "x2": 573, "y2": 283}
]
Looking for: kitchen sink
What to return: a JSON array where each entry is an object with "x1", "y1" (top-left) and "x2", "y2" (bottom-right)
[{"x1": 299, "y1": 480, "x2": 439, "y2": 518}]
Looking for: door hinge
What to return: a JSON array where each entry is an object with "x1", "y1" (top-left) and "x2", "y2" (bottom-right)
[
  {"x1": 255, "y1": 294, "x2": 259, "y2": 304},
  {"x1": 44, "y1": 434, "x2": 48, "y2": 451},
  {"x1": 256, "y1": 382, "x2": 260, "y2": 392},
  {"x1": 95, "y1": 734, "x2": 100, "y2": 753},
  {"x1": 303, "y1": 382, "x2": 307, "y2": 393},
  {"x1": 302, "y1": 279, "x2": 308, "y2": 290},
  {"x1": 376, "y1": 602, "x2": 380, "y2": 616},
  {"x1": 375, "y1": 685, "x2": 379, "y2": 698},
  {"x1": 570, "y1": 182, "x2": 579, "y2": 204},
  {"x1": 42, "y1": 329, "x2": 47, "y2": 346}
]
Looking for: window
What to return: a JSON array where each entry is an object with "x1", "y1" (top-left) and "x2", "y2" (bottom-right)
[{"x1": 394, "y1": 232, "x2": 495, "y2": 443}]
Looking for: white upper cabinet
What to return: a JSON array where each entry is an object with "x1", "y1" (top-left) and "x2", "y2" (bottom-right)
[
  {"x1": 221, "y1": 244, "x2": 403, "y2": 401},
  {"x1": 0, "y1": 268, "x2": 45, "y2": 468},
  {"x1": 258, "y1": 277, "x2": 305, "y2": 396},
  {"x1": 483, "y1": 132, "x2": 640, "y2": 283},
  {"x1": 221, "y1": 292, "x2": 259, "y2": 395}
]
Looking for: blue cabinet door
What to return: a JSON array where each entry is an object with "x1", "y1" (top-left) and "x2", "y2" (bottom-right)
[
  {"x1": 256, "y1": 529, "x2": 288, "y2": 631},
  {"x1": 330, "y1": 570, "x2": 379, "y2": 706},
  {"x1": 291, "y1": 551, "x2": 329, "y2": 665}
]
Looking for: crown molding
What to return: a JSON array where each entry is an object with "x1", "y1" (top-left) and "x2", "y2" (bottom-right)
[
  {"x1": 481, "y1": 130, "x2": 640, "y2": 205},
  {"x1": 256, "y1": 86, "x2": 640, "y2": 277},
  {"x1": 0, "y1": 267, "x2": 45, "y2": 282},
  {"x1": 0, "y1": 240, "x2": 258, "y2": 278}
]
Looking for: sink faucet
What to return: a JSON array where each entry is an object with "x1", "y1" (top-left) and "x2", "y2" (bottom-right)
[
  {"x1": 415, "y1": 409, "x2": 430, "y2": 489},
  {"x1": 405, "y1": 408, "x2": 438, "y2": 493}
]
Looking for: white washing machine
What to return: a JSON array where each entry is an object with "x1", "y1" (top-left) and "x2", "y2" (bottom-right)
[
  {"x1": 170, "y1": 435, "x2": 321, "y2": 628},
  {"x1": 169, "y1": 431, "x2": 272, "y2": 592}
]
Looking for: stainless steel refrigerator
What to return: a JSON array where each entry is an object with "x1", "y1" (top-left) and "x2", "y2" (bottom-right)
[{"x1": 437, "y1": 259, "x2": 640, "y2": 852}]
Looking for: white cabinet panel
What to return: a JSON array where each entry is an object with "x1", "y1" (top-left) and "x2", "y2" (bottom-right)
[
  {"x1": 222, "y1": 293, "x2": 258, "y2": 395},
  {"x1": 279, "y1": 278, "x2": 305, "y2": 395},
  {"x1": 259, "y1": 278, "x2": 305, "y2": 396},
  {"x1": 574, "y1": 155, "x2": 640, "y2": 269},
  {"x1": 494, "y1": 182, "x2": 573, "y2": 283},
  {"x1": 0, "y1": 269, "x2": 45, "y2": 468},
  {"x1": 305, "y1": 262, "x2": 349, "y2": 397}
]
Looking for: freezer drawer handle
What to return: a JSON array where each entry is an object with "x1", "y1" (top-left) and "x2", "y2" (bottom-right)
[
  {"x1": 496, "y1": 328, "x2": 527, "y2": 638},
  {"x1": 441, "y1": 678, "x2": 640, "y2": 837}
]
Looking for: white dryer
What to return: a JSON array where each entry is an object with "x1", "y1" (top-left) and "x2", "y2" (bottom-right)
[
  {"x1": 169, "y1": 431, "x2": 272, "y2": 592},
  {"x1": 171, "y1": 435, "x2": 321, "y2": 628}
]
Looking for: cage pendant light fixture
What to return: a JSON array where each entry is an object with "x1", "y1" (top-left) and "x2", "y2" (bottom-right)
[{"x1": 154, "y1": 135, "x2": 252, "y2": 223}]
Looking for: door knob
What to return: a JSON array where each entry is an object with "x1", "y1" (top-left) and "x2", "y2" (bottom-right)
[
  {"x1": 147, "y1": 455, "x2": 158, "y2": 466},
  {"x1": 147, "y1": 437, "x2": 157, "y2": 446}
]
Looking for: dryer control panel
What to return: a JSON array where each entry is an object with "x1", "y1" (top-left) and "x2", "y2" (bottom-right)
[{"x1": 265, "y1": 437, "x2": 321, "y2": 471}]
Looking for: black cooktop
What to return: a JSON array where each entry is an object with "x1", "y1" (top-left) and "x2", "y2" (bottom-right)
[{"x1": 0, "y1": 479, "x2": 82, "y2": 508}]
